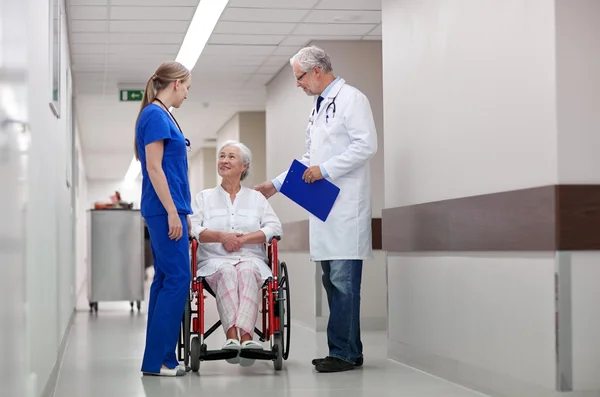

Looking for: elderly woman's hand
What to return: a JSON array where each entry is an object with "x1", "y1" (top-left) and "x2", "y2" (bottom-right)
[{"x1": 220, "y1": 232, "x2": 244, "y2": 252}]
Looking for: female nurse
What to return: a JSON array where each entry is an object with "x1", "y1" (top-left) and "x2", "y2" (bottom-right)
[{"x1": 135, "y1": 61, "x2": 192, "y2": 377}]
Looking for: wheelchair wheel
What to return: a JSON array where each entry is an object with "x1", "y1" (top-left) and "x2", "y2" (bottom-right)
[
  {"x1": 190, "y1": 337, "x2": 201, "y2": 372},
  {"x1": 183, "y1": 296, "x2": 191, "y2": 369},
  {"x1": 278, "y1": 261, "x2": 291, "y2": 360},
  {"x1": 273, "y1": 333, "x2": 283, "y2": 371}
]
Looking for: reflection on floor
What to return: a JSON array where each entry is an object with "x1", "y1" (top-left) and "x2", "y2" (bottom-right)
[{"x1": 55, "y1": 298, "x2": 485, "y2": 397}]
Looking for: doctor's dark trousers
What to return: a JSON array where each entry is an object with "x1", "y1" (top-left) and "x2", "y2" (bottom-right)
[
  {"x1": 321, "y1": 259, "x2": 363, "y2": 363},
  {"x1": 141, "y1": 214, "x2": 190, "y2": 374}
]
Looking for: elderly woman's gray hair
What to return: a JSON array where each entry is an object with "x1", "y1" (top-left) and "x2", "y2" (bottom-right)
[
  {"x1": 290, "y1": 45, "x2": 333, "y2": 74},
  {"x1": 218, "y1": 140, "x2": 252, "y2": 181}
]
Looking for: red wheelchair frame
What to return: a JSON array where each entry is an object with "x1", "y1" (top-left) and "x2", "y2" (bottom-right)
[{"x1": 178, "y1": 236, "x2": 291, "y2": 372}]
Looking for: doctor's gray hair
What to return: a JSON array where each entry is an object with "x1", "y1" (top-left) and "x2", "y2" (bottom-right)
[
  {"x1": 218, "y1": 140, "x2": 252, "y2": 181},
  {"x1": 290, "y1": 45, "x2": 333, "y2": 74}
]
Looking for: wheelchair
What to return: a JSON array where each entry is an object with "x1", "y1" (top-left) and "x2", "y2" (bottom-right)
[{"x1": 178, "y1": 236, "x2": 291, "y2": 372}]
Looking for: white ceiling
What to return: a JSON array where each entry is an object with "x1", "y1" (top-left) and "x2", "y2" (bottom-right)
[{"x1": 67, "y1": 0, "x2": 382, "y2": 180}]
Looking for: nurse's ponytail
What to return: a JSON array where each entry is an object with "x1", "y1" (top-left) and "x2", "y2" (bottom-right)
[{"x1": 134, "y1": 61, "x2": 190, "y2": 161}]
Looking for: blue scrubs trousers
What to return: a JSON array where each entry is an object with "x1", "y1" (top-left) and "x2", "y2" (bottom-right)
[{"x1": 141, "y1": 213, "x2": 190, "y2": 374}]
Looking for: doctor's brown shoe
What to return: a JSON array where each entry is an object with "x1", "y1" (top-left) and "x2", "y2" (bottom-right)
[
  {"x1": 314, "y1": 357, "x2": 355, "y2": 373},
  {"x1": 312, "y1": 356, "x2": 363, "y2": 367}
]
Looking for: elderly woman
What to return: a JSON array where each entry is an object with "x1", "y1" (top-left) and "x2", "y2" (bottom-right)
[{"x1": 190, "y1": 140, "x2": 283, "y2": 367}]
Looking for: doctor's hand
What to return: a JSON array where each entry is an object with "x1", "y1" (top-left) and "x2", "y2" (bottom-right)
[
  {"x1": 220, "y1": 233, "x2": 244, "y2": 252},
  {"x1": 302, "y1": 166, "x2": 323, "y2": 183},
  {"x1": 254, "y1": 181, "x2": 277, "y2": 199}
]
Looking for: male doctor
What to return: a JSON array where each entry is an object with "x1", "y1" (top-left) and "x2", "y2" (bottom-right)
[{"x1": 255, "y1": 45, "x2": 378, "y2": 373}]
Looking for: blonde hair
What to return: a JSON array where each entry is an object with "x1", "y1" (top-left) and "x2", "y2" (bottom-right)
[{"x1": 134, "y1": 61, "x2": 190, "y2": 160}]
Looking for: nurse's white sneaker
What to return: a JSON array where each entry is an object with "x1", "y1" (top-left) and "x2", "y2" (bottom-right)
[
  {"x1": 161, "y1": 367, "x2": 186, "y2": 376},
  {"x1": 143, "y1": 367, "x2": 186, "y2": 377},
  {"x1": 222, "y1": 339, "x2": 241, "y2": 364}
]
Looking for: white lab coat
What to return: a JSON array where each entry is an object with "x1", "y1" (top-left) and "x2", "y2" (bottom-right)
[{"x1": 275, "y1": 78, "x2": 378, "y2": 261}]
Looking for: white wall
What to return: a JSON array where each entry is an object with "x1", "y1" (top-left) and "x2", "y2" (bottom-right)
[
  {"x1": 238, "y1": 112, "x2": 266, "y2": 188},
  {"x1": 265, "y1": 40, "x2": 386, "y2": 331},
  {"x1": 215, "y1": 112, "x2": 266, "y2": 188},
  {"x1": 387, "y1": 253, "x2": 557, "y2": 394},
  {"x1": 265, "y1": 65, "x2": 313, "y2": 223},
  {"x1": 555, "y1": 0, "x2": 600, "y2": 184},
  {"x1": 25, "y1": 0, "x2": 77, "y2": 394},
  {"x1": 554, "y1": 0, "x2": 600, "y2": 390},
  {"x1": 383, "y1": 0, "x2": 558, "y2": 209},
  {"x1": 215, "y1": 114, "x2": 240, "y2": 186},
  {"x1": 0, "y1": 0, "x2": 30, "y2": 395},
  {"x1": 74, "y1": 125, "x2": 89, "y2": 308},
  {"x1": 189, "y1": 147, "x2": 217, "y2": 195},
  {"x1": 381, "y1": 0, "x2": 593, "y2": 394}
]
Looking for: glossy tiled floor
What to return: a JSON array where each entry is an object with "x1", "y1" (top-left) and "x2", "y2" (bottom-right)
[{"x1": 57, "y1": 276, "x2": 485, "y2": 397}]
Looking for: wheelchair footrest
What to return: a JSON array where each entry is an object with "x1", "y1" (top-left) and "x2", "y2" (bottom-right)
[
  {"x1": 238, "y1": 348, "x2": 277, "y2": 361},
  {"x1": 200, "y1": 349, "x2": 239, "y2": 361}
]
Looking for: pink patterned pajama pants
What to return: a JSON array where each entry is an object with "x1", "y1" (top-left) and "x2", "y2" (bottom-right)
[{"x1": 204, "y1": 261, "x2": 262, "y2": 336}]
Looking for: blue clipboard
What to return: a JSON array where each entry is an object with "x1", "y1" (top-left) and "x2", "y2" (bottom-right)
[{"x1": 280, "y1": 160, "x2": 340, "y2": 222}]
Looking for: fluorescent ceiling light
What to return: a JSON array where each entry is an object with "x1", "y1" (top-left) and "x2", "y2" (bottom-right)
[
  {"x1": 124, "y1": 156, "x2": 141, "y2": 182},
  {"x1": 177, "y1": 0, "x2": 230, "y2": 70},
  {"x1": 123, "y1": 0, "x2": 229, "y2": 182}
]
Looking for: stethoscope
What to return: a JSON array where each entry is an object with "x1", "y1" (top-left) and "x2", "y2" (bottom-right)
[
  {"x1": 154, "y1": 98, "x2": 191, "y2": 152},
  {"x1": 309, "y1": 85, "x2": 344, "y2": 125}
]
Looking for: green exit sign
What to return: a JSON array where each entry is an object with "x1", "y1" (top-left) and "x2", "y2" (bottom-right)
[{"x1": 120, "y1": 89, "x2": 144, "y2": 102}]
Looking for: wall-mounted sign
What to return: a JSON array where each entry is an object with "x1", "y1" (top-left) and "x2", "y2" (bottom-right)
[{"x1": 120, "y1": 90, "x2": 144, "y2": 102}]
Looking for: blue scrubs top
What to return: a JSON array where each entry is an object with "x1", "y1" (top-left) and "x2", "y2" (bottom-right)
[{"x1": 136, "y1": 104, "x2": 192, "y2": 217}]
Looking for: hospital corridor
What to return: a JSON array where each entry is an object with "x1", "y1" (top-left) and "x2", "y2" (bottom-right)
[
  {"x1": 50, "y1": 274, "x2": 482, "y2": 397},
  {"x1": 3, "y1": 1, "x2": 600, "y2": 397}
]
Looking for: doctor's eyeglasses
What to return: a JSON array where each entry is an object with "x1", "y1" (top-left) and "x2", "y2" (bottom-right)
[{"x1": 295, "y1": 71, "x2": 307, "y2": 82}]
